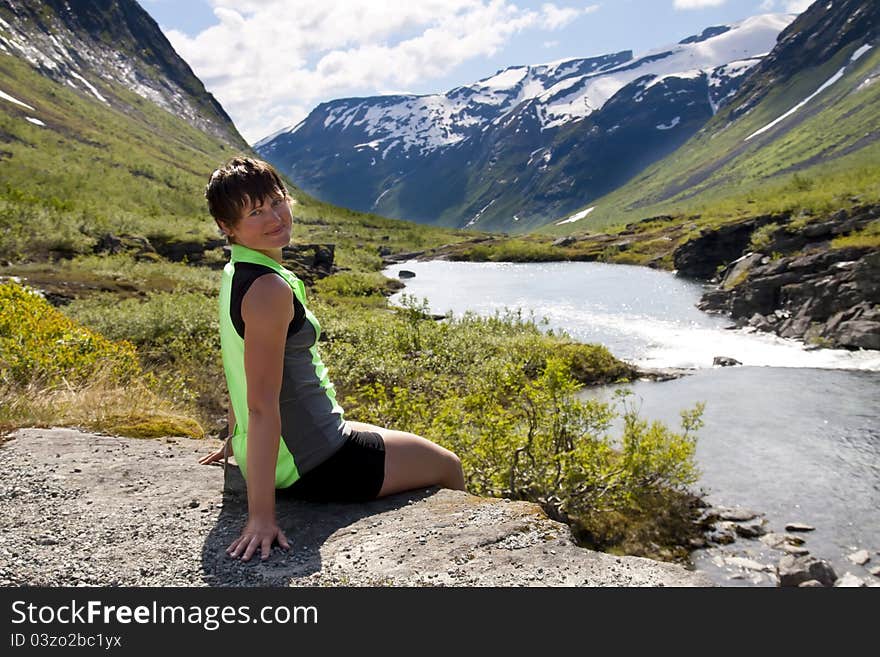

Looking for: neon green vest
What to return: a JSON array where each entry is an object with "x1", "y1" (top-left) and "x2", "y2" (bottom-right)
[{"x1": 218, "y1": 244, "x2": 342, "y2": 488}]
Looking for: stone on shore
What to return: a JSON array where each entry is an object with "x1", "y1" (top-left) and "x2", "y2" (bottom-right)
[
  {"x1": 733, "y1": 518, "x2": 767, "y2": 538},
  {"x1": 760, "y1": 532, "x2": 806, "y2": 549},
  {"x1": 833, "y1": 572, "x2": 867, "y2": 587},
  {"x1": 847, "y1": 549, "x2": 871, "y2": 566},
  {"x1": 785, "y1": 522, "x2": 816, "y2": 532},
  {"x1": 710, "y1": 506, "x2": 760, "y2": 522},
  {"x1": 777, "y1": 555, "x2": 837, "y2": 587}
]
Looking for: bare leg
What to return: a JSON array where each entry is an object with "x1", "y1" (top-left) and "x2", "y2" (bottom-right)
[{"x1": 346, "y1": 420, "x2": 465, "y2": 497}]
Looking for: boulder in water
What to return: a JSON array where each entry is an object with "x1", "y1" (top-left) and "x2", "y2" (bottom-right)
[{"x1": 777, "y1": 555, "x2": 837, "y2": 587}]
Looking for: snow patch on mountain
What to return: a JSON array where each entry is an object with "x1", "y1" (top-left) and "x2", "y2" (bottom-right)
[
  {"x1": 850, "y1": 43, "x2": 872, "y2": 62},
  {"x1": 556, "y1": 207, "x2": 595, "y2": 225},
  {"x1": 708, "y1": 58, "x2": 762, "y2": 87},
  {"x1": 746, "y1": 67, "x2": 846, "y2": 141},
  {"x1": 466, "y1": 199, "x2": 496, "y2": 227},
  {"x1": 0, "y1": 88, "x2": 35, "y2": 110},
  {"x1": 25, "y1": 116, "x2": 45, "y2": 126},
  {"x1": 657, "y1": 117, "x2": 681, "y2": 130},
  {"x1": 373, "y1": 188, "x2": 392, "y2": 207},
  {"x1": 68, "y1": 70, "x2": 107, "y2": 103},
  {"x1": 481, "y1": 67, "x2": 529, "y2": 90}
]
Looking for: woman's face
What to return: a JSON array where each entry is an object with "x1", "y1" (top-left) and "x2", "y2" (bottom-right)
[{"x1": 223, "y1": 188, "x2": 293, "y2": 251}]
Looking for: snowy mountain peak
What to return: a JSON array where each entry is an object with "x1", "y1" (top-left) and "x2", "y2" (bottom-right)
[{"x1": 534, "y1": 13, "x2": 796, "y2": 129}]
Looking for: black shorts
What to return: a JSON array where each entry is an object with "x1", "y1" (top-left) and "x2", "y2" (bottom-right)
[{"x1": 279, "y1": 429, "x2": 385, "y2": 503}]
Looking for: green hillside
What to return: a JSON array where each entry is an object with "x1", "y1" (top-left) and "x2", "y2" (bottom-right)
[
  {"x1": 540, "y1": 42, "x2": 880, "y2": 236},
  {"x1": 0, "y1": 52, "x2": 235, "y2": 259}
]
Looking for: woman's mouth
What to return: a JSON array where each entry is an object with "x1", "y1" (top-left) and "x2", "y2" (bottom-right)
[{"x1": 265, "y1": 226, "x2": 284, "y2": 236}]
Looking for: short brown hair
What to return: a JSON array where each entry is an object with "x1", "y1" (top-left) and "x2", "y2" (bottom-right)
[{"x1": 204, "y1": 156, "x2": 288, "y2": 229}]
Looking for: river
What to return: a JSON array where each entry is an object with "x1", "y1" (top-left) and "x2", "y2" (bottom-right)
[{"x1": 383, "y1": 260, "x2": 880, "y2": 586}]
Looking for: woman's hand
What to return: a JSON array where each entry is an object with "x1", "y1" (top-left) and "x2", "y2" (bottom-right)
[
  {"x1": 198, "y1": 439, "x2": 230, "y2": 466},
  {"x1": 227, "y1": 516, "x2": 290, "y2": 562}
]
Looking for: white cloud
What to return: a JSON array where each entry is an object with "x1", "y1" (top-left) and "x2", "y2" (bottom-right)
[
  {"x1": 784, "y1": 0, "x2": 813, "y2": 11},
  {"x1": 167, "y1": 0, "x2": 597, "y2": 142},
  {"x1": 673, "y1": 0, "x2": 726, "y2": 9},
  {"x1": 540, "y1": 3, "x2": 599, "y2": 29},
  {"x1": 756, "y1": 0, "x2": 813, "y2": 13}
]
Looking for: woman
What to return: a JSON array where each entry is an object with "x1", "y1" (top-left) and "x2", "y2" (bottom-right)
[{"x1": 199, "y1": 156, "x2": 465, "y2": 563}]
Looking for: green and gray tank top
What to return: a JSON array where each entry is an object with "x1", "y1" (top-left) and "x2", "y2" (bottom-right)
[{"x1": 219, "y1": 243, "x2": 348, "y2": 488}]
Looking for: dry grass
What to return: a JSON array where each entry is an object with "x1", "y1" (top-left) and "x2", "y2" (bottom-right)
[{"x1": 0, "y1": 371, "x2": 204, "y2": 440}]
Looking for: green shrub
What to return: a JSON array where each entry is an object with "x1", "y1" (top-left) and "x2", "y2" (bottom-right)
[
  {"x1": 63, "y1": 290, "x2": 223, "y2": 417},
  {"x1": 748, "y1": 222, "x2": 780, "y2": 252},
  {"x1": 0, "y1": 281, "x2": 140, "y2": 387},
  {"x1": 314, "y1": 271, "x2": 394, "y2": 299},
  {"x1": 831, "y1": 219, "x2": 880, "y2": 249},
  {"x1": 64, "y1": 290, "x2": 218, "y2": 365}
]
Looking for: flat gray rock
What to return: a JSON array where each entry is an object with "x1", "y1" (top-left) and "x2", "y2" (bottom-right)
[
  {"x1": 713, "y1": 506, "x2": 761, "y2": 522},
  {"x1": 833, "y1": 572, "x2": 867, "y2": 588},
  {"x1": 0, "y1": 428, "x2": 713, "y2": 587},
  {"x1": 760, "y1": 532, "x2": 806, "y2": 549},
  {"x1": 847, "y1": 549, "x2": 871, "y2": 566},
  {"x1": 785, "y1": 522, "x2": 816, "y2": 532},
  {"x1": 734, "y1": 518, "x2": 767, "y2": 538}
]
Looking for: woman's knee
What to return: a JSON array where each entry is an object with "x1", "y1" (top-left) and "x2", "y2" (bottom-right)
[{"x1": 440, "y1": 449, "x2": 465, "y2": 490}]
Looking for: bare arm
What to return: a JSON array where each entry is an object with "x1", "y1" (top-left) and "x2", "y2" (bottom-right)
[{"x1": 225, "y1": 273, "x2": 293, "y2": 561}]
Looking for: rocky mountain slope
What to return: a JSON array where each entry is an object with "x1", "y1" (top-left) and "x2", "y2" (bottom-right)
[
  {"x1": 256, "y1": 14, "x2": 794, "y2": 231},
  {"x1": 0, "y1": 0, "x2": 245, "y2": 146},
  {"x1": 0, "y1": 0, "x2": 252, "y2": 263},
  {"x1": 547, "y1": 0, "x2": 880, "y2": 234}
]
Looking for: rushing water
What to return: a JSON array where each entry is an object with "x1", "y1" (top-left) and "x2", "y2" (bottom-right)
[{"x1": 384, "y1": 260, "x2": 880, "y2": 586}]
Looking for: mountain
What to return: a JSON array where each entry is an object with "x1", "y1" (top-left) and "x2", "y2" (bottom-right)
[
  {"x1": 256, "y1": 14, "x2": 794, "y2": 231},
  {"x1": 0, "y1": 0, "x2": 250, "y2": 261},
  {"x1": 544, "y1": 0, "x2": 880, "y2": 235},
  {"x1": 0, "y1": 0, "x2": 243, "y2": 145}
]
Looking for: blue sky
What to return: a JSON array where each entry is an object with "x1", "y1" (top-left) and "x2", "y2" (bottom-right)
[{"x1": 137, "y1": 0, "x2": 812, "y2": 143}]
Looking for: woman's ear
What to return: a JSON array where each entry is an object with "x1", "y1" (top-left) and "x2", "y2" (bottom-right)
[{"x1": 215, "y1": 220, "x2": 235, "y2": 243}]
